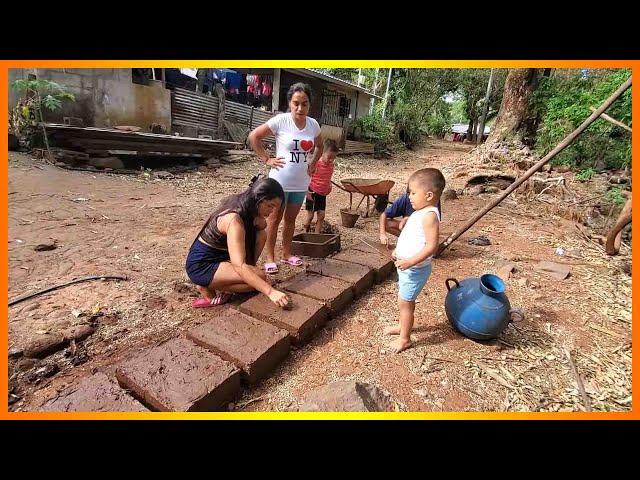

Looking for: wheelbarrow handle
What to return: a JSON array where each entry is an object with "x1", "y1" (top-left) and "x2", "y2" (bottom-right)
[{"x1": 331, "y1": 180, "x2": 348, "y2": 192}]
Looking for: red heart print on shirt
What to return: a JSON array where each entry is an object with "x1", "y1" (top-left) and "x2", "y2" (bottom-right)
[{"x1": 300, "y1": 140, "x2": 314, "y2": 152}]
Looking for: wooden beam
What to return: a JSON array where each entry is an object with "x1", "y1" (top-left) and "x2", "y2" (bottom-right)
[{"x1": 589, "y1": 106, "x2": 632, "y2": 132}]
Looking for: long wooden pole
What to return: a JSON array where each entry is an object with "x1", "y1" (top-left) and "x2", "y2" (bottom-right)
[{"x1": 436, "y1": 76, "x2": 632, "y2": 257}]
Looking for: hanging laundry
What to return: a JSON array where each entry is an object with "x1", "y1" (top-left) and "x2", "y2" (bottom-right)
[
  {"x1": 262, "y1": 80, "x2": 272, "y2": 97},
  {"x1": 180, "y1": 68, "x2": 198, "y2": 79}
]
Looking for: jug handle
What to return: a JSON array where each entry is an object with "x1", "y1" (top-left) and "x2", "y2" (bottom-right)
[
  {"x1": 445, "y1": 278, "x2": 460, "y2": 291},
  {"x1": 509, "y1": 308, "x2": 525, "y2": 322}
]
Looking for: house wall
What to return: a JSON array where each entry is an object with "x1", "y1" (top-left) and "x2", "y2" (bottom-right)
[
  {"x1": 355, "y1": 93, "x2": 372, "y2": 119},
  {"x1": 8, "y1": 69, "x2": 170, "y2": 131}
]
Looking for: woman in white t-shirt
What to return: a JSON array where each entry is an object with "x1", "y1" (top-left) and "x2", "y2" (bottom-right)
[{"x1": 249, "y1": 83, "x2": 323, "y2": 274}]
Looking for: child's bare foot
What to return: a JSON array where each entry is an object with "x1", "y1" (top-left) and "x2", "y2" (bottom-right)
[
  {"x1": 389, "y1": 337, "x2": 412, "y2": 353},
  {"x1": 383, "y1": 325, "x2": 401, "y2": 335}
]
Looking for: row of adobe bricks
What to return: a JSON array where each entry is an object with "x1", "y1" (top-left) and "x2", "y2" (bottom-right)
[{"x1": 39, "y1": 241, "x2": 396, "y2": 412}]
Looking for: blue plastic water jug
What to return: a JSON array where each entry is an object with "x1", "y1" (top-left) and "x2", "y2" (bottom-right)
[{"x1": 444, "y1": 274, "x2": 522, "y2": 340}]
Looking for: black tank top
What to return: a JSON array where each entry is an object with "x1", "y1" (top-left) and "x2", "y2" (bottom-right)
[{"x1": 198, "y1": 209, "x2": 237, "y2": 250}]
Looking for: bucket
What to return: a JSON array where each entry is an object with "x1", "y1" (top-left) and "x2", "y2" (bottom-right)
[{"x1": 340, "y1": 208, "x2": 360, "y2": 228}]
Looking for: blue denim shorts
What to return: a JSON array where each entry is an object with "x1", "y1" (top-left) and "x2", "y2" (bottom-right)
[
  {"x1": 284, "y1": 191, "x2": 307, "y2": 205},
  {"x1": 397, "y1": 261, "x2": 433, "y2": 302},
  {"x1": 185, "y1": 239, "x2": 230, "y2": 287}
]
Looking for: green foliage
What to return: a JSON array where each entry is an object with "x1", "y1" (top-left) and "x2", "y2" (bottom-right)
[
  {"x1": 350, "y1": 111, "x2": 398, "y2": 155},
  {"x1": 10, "y1": 77, "x2": 75, "y2": 146},
  {"x1": 13, "y1": 78, "x2": 76, "y2": 104},
  {"x1": 534, "y1": 68, "x2": 631, "y2": 169},
  {"x1": 449, "y1": 95, "x2": 468, "y2": 123},
  {"x1": 455, "y1": 69, "x2": 506, "y2": 124},
  {"x1": 387, "y1": 69, "x2": 463, "y2": 147},
  {"x1": 606, "y1": 186, "x2": 627, "y2": 206},
  {"x1": 575, "y1": 167, "x2": 595, "y2": 181}
]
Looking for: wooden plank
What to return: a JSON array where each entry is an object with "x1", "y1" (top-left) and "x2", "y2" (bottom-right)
[
  {"x1": 223, "y1": 120, "x2": 249, "y2": 144},
  {"x1": 343, "y1": 140, "x2": 374, "y2": 154}
]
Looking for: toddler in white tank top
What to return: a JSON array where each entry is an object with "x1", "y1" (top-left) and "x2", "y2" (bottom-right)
[{"x1": 387, "y1": 168, "x2": 446, "y2": 353}]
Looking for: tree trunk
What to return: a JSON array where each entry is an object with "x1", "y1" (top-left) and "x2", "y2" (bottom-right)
[
  {"x1": 486, "y1": 68, "x2": 544, "y2": 147},
  {"x1": 466, "y1": 119, "x2": 477, "y2": 141}
]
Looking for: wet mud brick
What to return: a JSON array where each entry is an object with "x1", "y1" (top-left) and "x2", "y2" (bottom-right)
[
  {"x1": 332, "y1": 244, "x2": 395, "y2": 283},
  {"x1": 279, "y1": 272, "x2": 354, "y2": 317},
  {"x1": 115, "y1": 337, "x2": 241, "y2": 412},
  {"x1": 237, "y1": 292, "x2": 328, "y2": 345},
  {"x1": 306, "y1": 258, "x2": 374, "y2": 297},
  {"x1": 186, "y1": 308, "x2": 290, "y2": 384},
  {"x1": 40, "y1": 372, "x2": 148, "y2": 412},
  {"x1": 350, "y1": 240, "x2": 394, "y2": 257}
]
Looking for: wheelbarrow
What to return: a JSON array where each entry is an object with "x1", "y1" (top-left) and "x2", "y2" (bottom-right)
[{"x1": 331, "y1": 178, "x2": 395, "y2": 217}]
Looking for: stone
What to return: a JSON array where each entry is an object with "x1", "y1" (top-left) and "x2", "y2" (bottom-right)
[
  {"x1": 23, "y1": 334, "x2": 66, "y2": 359},
  {"x1": 442, "y1": 189, "x2": 458, "y2": 201},
  {"x1": 468, "y1": 236, "x2": 491, "y2": 246},
  {"x1": 534, "y1": 261, "x2": 571, "y2": 280},
  {"x1": 298, "y1": 381, "x2": 396, "y2": 412}
]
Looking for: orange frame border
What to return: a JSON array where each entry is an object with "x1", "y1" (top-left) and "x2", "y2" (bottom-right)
[{"x1": 1, "y1": 60, "x2": 636, "y2": 420}]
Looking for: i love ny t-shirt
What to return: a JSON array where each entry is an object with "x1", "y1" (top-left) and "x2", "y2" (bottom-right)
[{"x1": 266, "y1": 113, "x2": 321, "y2": 192}]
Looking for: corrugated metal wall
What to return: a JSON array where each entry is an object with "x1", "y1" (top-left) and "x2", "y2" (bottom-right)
[
  {"x1": 225, "y1": 101, "x2": 272, "y2": 128},
  {"x1": 171, "y1": 88, "x2": 219, "y2": 132},
  {"x1": 172, "y1": 88, "x2": 275, "y2": 143}
]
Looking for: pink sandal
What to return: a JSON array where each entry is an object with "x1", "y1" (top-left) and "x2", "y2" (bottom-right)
[
  {"x1": 192, "y1": 297, "x2": 216, "y2": 308},
  {"x1": 192, "y1": 292, "x2": 233, "y2": 308},
  {"x1": 264, "y1": 262, "x2": 279, "y2": 274},
  {"x1": 281, "y1": 256, "x2": 303, "y2": 267}
]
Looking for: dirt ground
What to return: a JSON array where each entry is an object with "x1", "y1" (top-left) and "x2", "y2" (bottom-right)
[{"x1": 7, "y1": 140, "x2": 632, "y2": 412}]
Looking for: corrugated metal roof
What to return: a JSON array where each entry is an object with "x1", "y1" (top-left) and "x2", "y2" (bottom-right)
[
  {"x1": 287, "y1": 69, "x2": 383, "y2": 99},
  {"x1": 451, "y1": 123, "x2": 490, "y2": 134}
]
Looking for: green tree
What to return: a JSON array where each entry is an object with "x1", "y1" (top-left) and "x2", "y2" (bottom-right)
[
  {"x1": 534, "y1": 68, "x2": 631, "y2": 169},
  {"x1": 486, "y1": 68, "x2": 545, "y2": 147},
  {"x1": 455, "y1": 69, "x2": 507, "y2": 141},
  {"x1": 10, "y1": 78, "x2": 75, "y2": 147}
]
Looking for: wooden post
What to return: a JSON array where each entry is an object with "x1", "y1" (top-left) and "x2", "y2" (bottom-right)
[
  {"x1": 370, "y1": 68, "x2": 379, "y2": 114},
  {"x1": 354, "y1": 91, "x2": 359, "y2": 119},
  {"x1": 248, "y1": 106, "x2": 255, "y2": 130},
  {"x1": 436, "y1": 76, "x2": 632, "y2": 257},
  {"x1": 382, "y1": 68, "x2": 393, "y2": 120},
  {"x1": 246, "y1": 106, "x2": 255, "y2": 148},
  {"x1": 271, "y1": 68, "x2": 281, "y2": 113},
  {"x1": 476, "y1": 69, "x2": 494, "y2": 145},
  {"x1": 215, "y1": 83, "x2": 226, "y2": 140}
]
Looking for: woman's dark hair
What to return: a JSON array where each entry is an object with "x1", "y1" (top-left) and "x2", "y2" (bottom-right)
[
  {"x1": 202, "y1": 177, "x2": 284, "y2": 265},
  {"x1": 287, "y1": 82, "x2": 312, "y2": 104}
]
